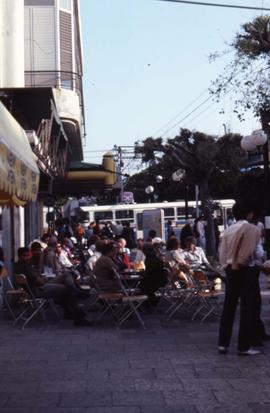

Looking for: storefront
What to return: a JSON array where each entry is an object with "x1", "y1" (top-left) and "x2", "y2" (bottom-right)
[{"x1": 0, "y1": 101, "x2": 39, "y2": 273}]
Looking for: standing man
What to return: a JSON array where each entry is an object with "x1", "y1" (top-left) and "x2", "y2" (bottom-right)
[{"x1": 218, "y1": 201, "x2": 263, "y2": 356}]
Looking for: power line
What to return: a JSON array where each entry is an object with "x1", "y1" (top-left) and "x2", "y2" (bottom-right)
[
  {"x1": 152, "y1": 88, "x2": 209, "y2": 137},
  {"x1": 158, "y1": 0, "x2": 270, "y2": 11},
  {"x1": 155, "y1": 60, "x2": 267, "y2": 138}
]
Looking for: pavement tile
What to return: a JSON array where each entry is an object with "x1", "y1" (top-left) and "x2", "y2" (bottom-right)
[
  {"x1": 86, "y1": 378, "x2": 135, "y2": 391},
  {"x1": 0, "y1": 410, "x2": 31, "y2": 413},
  {"x1": 112, "y1": 391, "x2": 165, "y2": 406},
  {"x1": 0, "y1": 381, "x2": 40, "y2": 392},
  {"x1": 141, "y1": 407, "x2": 198, "y2": 413},
  {"x1": 134, "y1": 377, "x2": 184, "y2": 391},
  {"x1": 60, "y1": 392, "x2": 112, "y2": 407},
  {"x1": 5, "y1": 392, "x2": 61, "y2": 408},
  {"x1": 38, "y1": 380, "x2": 86, "y2": 392},
  {"x1": 196, "y1": 404, "x2": 254, "y2": 413},
  {"x1": 195, "y1": 366, "x2": 243, "y2": 379},
  {"x1": 180, "y1": 378, "x2": 232, "y2": 391},
  {"x1": 109, "y1": 368, "x2": 155, "y2": 379},
  {"x1": 213, "y1": 390, "x2": 270, "y2": 404},
  {"x1": 86, "y1": 407, "x2": 140, "y2": 413},
  {"x1": 249, "y1": 402, "x2": 270, "y2": 412},
  {"x1": 88, "y1": 359, "x2": 129, "y2": 369},
  {"x1": 32, "y1": 409, "x2": 86, "y2": 413},
  {"x1": 68, "y1": 368, "x2": 109, "y2": 380},
  {"x1": 163, "y1": 390, "x2": 217, "y2": 406},
  {"x1": 129, "y1": 359, "x2": 172, "y2": 369}
]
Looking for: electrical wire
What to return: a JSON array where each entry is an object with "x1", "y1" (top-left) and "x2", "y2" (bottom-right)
[
  {"x1": 152, "y1": 88, "x2": 209, "y2": 137},
  {"x1": 155, "y1": 61, "x2": 267, "y2": 137},
  {"x1": 158, "y1": 0, "x2": 270, "y2": 11}
]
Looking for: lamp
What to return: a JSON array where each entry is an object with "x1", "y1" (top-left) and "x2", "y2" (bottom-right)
[
  {"x1": 145, "y1": 185, "x2": 154, "y2": 194},
  {"x1": 240, "y1": 135, "x2": 257, "y2": 152},
  {"x1": 145, "y1": 185, "x2": 154, "y2": 203}
]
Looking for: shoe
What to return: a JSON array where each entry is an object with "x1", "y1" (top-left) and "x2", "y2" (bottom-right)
[
  {"x1": 251, "y1": 341, "x2": 264, "y2": 347},
  {"x1": 238, "y1": 348, "x2": 260, "y2": 356},
  {"x1": 74, "y1": 318, "x2": 94, "y2": 327},
  {"x1": 218, "y1": 346, "x2": 228, "y2": 354}
]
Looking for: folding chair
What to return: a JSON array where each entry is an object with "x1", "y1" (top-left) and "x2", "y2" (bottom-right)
[
  {"x1": 87, "y1": 273, "x2": 123, "y2": 326},
  {"x1": 113, "y1": 269, "x2": 147, "y2": 329},
  {"x1": 189, "y1": 270, "x2": 222, "y2": 323},
  {"x1": 166, "y1": 269, "x2": 198, "y2": 318},
  {"x1": 0, "y1": 271, "x2": 26, "y2": 319},
  {"x1": 14, "y1": 274, "x2": 61, "y2": 329}
]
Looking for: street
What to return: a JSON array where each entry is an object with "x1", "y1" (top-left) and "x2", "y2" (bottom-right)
[{"x1": 1, "y1": 276, "x2": 270, "y2": 413}]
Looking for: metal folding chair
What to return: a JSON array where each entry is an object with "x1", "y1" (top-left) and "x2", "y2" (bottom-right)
[
  {"x1": 0, "y1": 272, "x2": 26, "y2": 319},
  {"x1": 14, "y1": 274, "x2": 61, "y2": 329},
  {"x1": 190, "y1": 270, "x2": 222, "y2": 323},
  {"x1": 113, "y1": 269, "x2": 147, "y2": 329},
  {"x1": 88, "y1": 273, "x2": 123, "y2": 326}
]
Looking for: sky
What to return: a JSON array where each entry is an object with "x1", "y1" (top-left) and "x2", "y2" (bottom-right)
[{"x1": 80, "y1": 0, "x2": 270, "y2": 166}]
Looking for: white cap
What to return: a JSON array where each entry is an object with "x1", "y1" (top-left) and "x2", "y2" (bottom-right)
[{"x1": 152, "y1": 237, "x2": 162, "y2": 244}]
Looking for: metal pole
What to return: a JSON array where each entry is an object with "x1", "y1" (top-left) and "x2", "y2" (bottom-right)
[
  {"x1": 195, "y1": 184, "x2": 199, "y2": 218},
  {"x1": 185, "y1": 185, "x2": 189, "y2": 220}
]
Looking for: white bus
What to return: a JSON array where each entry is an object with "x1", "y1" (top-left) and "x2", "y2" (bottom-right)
[{"x1": 78, "y1": 199, "x2": 235, "y2": 238}]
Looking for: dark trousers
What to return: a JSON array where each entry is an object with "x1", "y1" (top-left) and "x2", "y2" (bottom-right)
[
  {"x1": 218, "y1": 266, "x2": 254, "y2": 352},
  {"x1": 38, "y1": 281, "x2": 85, "y2": 322},
  {"x1": 249, "y1": 267, "x2": 266, "y2": 342}
]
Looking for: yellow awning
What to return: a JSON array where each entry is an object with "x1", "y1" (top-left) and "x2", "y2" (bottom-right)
[{"x1": 0, "y1": 102, "x2": 39, "y2": 205}]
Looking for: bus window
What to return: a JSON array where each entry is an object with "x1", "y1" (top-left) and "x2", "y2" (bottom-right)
[
  {"x1": 136, "y1": 213, "x2": 143, "y2": 230},
  {"x1": 163, "y1": 207, "x2": 175, "y2": 218},
  {"x1": 94, "y1": 211, "x2": 113, "y2": 221},
  {"x1": 177, "y1": 206, "x2": 197, "y2": 219},
  {"x1": 115, "y1": 210, "x2": 134, "y2": 220},
  {"x1": 177, "y1": 207, "x2": 185, "y2": 218}
]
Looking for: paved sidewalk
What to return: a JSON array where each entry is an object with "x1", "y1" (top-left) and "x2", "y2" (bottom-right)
[{"x1": 1, "y1": 277, "x2": 270, "y2": 413}]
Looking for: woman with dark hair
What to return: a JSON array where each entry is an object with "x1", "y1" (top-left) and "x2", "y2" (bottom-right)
[
  {"x1": 166, "y1": 236, "x2": 190, "y2": 272},
  {"x1": 180, "y1": 222, "x2": 194, "y2": 249}
]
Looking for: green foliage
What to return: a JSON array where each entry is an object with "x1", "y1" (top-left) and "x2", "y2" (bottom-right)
[
  {"x1": 128, "y1": 129, "x2": 246, "y2": 203},
  {"x1": 234, "y1": 16, "x2": 270, "y2": 58},
  {"x1": 211, "y1": 15, "x2": 270, "y2": 120}
]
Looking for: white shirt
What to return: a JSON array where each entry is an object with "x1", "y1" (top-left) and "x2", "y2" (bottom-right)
[
  {"x1": 219, "y1": 220, "x2": 260, "y2": 269},
  {"x1": 181, "y1": 247, "x2": 210, "y2": 268},
  {"x1": 58, "y1": 250, "x2": 73, "y2": 268}
]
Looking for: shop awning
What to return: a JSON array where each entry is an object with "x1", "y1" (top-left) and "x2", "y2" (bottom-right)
[{"x1": 0, "y1": 101, "x2": 39, "y2": 205}]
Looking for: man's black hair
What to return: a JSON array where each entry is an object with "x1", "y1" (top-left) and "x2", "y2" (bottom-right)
[
  {"x1": 232, "y1": 200, "x2": 254, "y2": 221},
  {"x1": 18, "y1": 247, "x2": 30, "y2": 258},
  {"x1": 148, "y1": 229, "x2": 157, "y2": 239},
  {"x1": 101, "y1": 242, "x2": 115, "y2": 255}
]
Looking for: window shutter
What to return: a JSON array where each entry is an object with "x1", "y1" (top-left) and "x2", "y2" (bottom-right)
[{"x1": 60, "y1": 10, "x2": 73, "y2": 82}]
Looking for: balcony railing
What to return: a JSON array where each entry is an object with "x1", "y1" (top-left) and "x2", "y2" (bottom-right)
[{"x1": 25, "y1": 70, "x2": 86, "y2": 143}]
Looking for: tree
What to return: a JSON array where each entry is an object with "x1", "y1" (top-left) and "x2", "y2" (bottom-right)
[
  {"x1": 211, "y1": 15, "x2": 270, "y2": 123},
  {"x1": 132, "y1": 129, "x2": 246, "y2": 256}
]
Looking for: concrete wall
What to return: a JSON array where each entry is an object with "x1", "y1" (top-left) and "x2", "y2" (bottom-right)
[{"x1": 0, "y1": 0, "x2": 24, "y2": 87}]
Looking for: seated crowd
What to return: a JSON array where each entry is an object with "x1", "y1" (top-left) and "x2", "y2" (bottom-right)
[{"x1": 10, "y1": 218, "x2": 221, "y2": 326}]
